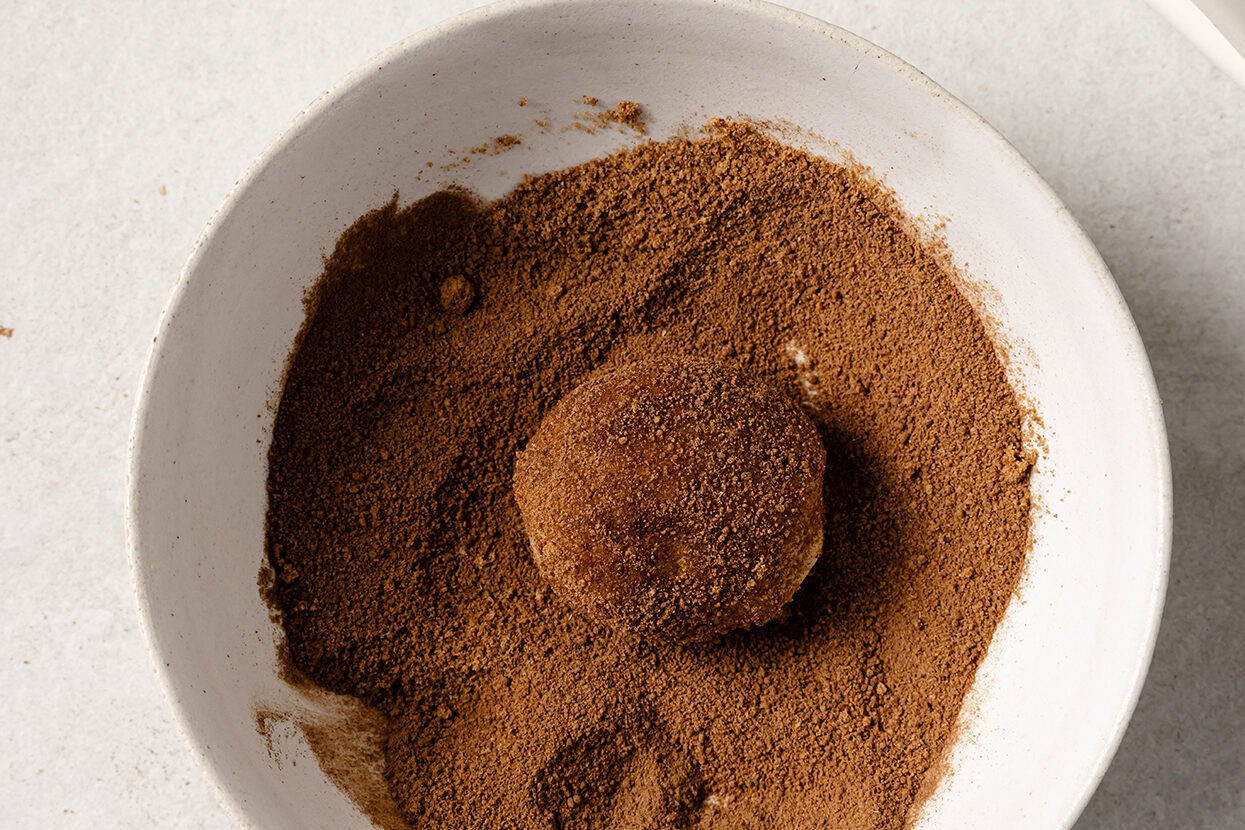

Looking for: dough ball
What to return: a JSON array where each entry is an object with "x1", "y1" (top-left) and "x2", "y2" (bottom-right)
[{"x1": 513, "y1": 356, "x2": 826, "y2": 643}]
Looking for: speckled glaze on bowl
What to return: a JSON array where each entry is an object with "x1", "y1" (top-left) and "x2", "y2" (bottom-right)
[{"x1": 128, "y1": 1, "x2": 1171, "y2": 827}]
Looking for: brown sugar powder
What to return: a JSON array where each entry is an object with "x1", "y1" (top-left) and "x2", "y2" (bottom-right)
[
  {"x1": 264, "y1": 120, "x2": 1033, "y2": 829},
  {"x1": 601, "y1": 100, "x2": 645, "y2": 132},
  {"x1": 569, "y1": 98, "x2": 648, "y2": 135}
]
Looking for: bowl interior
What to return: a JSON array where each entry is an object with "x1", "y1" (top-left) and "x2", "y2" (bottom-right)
[{"x1": 129, "y1": 1, "x2": 1170, "y2": 827}]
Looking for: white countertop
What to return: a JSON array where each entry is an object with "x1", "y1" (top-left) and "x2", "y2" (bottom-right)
[{"x1": 3, "y1": 0, "x2": 1243, "y2": 827}]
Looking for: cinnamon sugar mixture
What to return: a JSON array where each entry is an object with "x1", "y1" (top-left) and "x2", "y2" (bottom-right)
[{"x1": 264, "y1": 121, "x2": 1033, "y2": 829}]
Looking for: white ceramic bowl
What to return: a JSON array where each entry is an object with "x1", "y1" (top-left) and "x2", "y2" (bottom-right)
[{"x1": 128, "y1": 1, "x2": 1171, "y2": 827}]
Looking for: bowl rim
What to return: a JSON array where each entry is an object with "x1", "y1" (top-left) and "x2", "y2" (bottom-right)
[{"x1": 126, "y1": 1, "x2": 1173, "y2": 827}]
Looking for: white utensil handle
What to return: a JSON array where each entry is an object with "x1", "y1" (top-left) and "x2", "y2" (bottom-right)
[{"x1": 1146, "y1": 0, "x2": 1245, "y2": 87}]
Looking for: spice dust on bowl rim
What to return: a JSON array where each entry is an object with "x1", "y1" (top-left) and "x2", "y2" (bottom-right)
[{"x1": 127, "y1": 1, "x2": 1171, "y2": 828}]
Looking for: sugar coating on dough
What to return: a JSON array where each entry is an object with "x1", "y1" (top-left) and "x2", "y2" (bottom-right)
[{"x1": 513, "y1": 356, "x2": 826, "y2": 642}]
